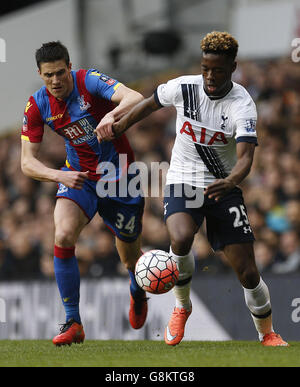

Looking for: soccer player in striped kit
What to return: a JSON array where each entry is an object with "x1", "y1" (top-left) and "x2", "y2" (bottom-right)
[
  {"x1": 97, "y1": 31, "x2": 288, "y2": 347},
  {"x1": 21, "y1": 41, "x2": 148, "y2": 345}
]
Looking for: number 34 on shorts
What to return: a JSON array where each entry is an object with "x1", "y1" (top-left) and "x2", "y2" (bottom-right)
[
  {"x1": 116, "y1": 213, "x2": 136, "y2": 234},
  {"x1": 97, "y1": 198, "x2": 144, "y2": 243}
]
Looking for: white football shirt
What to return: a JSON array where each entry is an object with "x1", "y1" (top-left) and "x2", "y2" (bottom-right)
[{"x1": 155, "y1": 74, "x2": 257, "y2": 188}]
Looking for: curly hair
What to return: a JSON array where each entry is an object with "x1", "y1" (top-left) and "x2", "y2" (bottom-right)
[{"x1": 201, "y1": 31, "x2": 239, "y2": 60}]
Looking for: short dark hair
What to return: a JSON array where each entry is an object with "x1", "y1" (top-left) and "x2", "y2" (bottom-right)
[
  {"x1": 201, "y1": 31, "x2": 239, "y2": 60},
  {"x1": 35, "y1": 41, "x2": 70, "y2": 69}
]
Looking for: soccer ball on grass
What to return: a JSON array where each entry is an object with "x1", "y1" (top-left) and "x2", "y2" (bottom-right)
[{"x1": 135, "y1": 250, "x2": 179, "y2": 294}]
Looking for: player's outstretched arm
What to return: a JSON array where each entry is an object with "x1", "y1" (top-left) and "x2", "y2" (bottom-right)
[
  {"x1": 95, "y1": 94, "x2": 161, "y2": 142},
  {"x1": 110, "y1": 84, "x2": 144, "y2": 122},
  {"x1": 204, "y1": 142, "x2": 256, "y2": 201},
  {"x1": 21, "y1": 140, "x2": 89, "y2": 189},
  {"x1": 94, "y1": 84, "x2": 143, "y2": 142},
  {"x1": 113, "y1": 94, "x2": 161, "y2": 138}
]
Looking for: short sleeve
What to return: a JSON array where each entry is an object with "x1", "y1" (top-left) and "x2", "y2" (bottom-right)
[
  {"x1": 21, "y1": 96, "x2": 44, "y2": 143},
  {"x1": 85, "y1": 69, "x2": 122, "y2": 100},
  {"x1": 235, "y1": 118, "x2": 258, "y2": 144},
  {"x1": 233, "y1": 96, "x2": 258, "y2": 144},
  {"x1": 155, "y1": 78, "x2": 180, "y2": 107}
]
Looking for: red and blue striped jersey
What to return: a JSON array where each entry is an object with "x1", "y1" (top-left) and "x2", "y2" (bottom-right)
[{"x1": 21, "y1": 69, "x2": 135, "y2": 180}]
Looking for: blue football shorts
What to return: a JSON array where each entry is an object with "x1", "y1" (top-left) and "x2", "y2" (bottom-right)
[
  {"x1": 163, "y1": 183, "x2": 255, "y2": 251},
  {"x1": 56, "y1": 166, "x2": 144, "y2": 243}
]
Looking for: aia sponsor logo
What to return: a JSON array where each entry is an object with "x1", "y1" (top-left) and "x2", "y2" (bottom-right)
[{"x1": 180, "y1": 121, "x2": 228, "y2": 145}]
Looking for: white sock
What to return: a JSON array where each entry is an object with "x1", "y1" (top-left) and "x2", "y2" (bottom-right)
[
  {"x1": 251, "y1": 315, "x2": 274, "y2": 341},
  {"x1": 243, "y1": 277, "x2": 274, "y2": 340},
  {"x1": 169, "y1": 247, "x2": 195, "y2": 311},
  {"x1": 173, "y1": 283, "x2": 192, "y2": 311}
]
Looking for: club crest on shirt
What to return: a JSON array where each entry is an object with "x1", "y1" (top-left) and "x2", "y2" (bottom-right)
[
  {"x1": 220, "y1": 113, "x2": 228, "y2": 130},
  {"x1": 78, "y1": 95, "x2": 91, "y2": 111}
]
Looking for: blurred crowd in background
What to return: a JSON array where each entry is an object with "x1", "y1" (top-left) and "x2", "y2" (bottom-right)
[{"x1": 0, "y1": 56, "x2": 300, "y2": 281}]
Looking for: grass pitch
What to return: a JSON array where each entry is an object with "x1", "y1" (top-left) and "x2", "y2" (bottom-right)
[{"x1": 0, "y1": 340, "x2": 299, "y2": 367}]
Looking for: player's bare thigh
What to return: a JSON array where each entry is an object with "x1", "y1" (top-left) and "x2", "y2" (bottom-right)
[
  {"x1": 166, "y1": 212, "x2": 199, "y2": 256},
  {"x1": 54, "y1": 198, "x2": 89, "y2": 247}
]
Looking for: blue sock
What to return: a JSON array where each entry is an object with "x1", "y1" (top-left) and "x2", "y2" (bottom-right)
[
  {"x1": 54, "y1": 246, "x2": 81, "y2": 324},
  {"x1": 128, "y1": 269, "x2": 145, "y2": 299}
]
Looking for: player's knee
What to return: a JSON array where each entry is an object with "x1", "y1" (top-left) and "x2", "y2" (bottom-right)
[
  {"x1": 237, "y1": 263, "x2": 260, "y2": 289},
  {"x1": 115, "y1": 237, "x2": 141, "y2": 272},
  {"x1": 55, "y1": 229, "x2": 77, "y2": 248},
  {"x1": 170, "y1": 231, "x2": 194, "y2": 256},
  {"x1": 122, "y1": 257, "x2": 136, "y2": 272}
]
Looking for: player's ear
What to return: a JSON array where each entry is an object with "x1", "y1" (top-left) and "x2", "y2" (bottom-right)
[
  {"x1": 68, "y1": 62, "x2": 72, "y2": 71},
  {"x1": 231, "y1": 61, "x2": 237, "y2": 73}
]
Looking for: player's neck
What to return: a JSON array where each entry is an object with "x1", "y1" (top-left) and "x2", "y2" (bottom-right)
[{"x1": 205, "y1": 81, "x2": 233, "y2": 100}]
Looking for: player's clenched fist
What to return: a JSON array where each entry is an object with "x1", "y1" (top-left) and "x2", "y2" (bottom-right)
[{"x1": 58, "y1": 170, "x2": 89, "y2": 190}]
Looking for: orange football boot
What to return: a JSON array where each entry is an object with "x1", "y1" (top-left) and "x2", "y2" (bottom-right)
[
  {"x1": 53, "y1": 318, "x2": 85, "y2": 346},
  {"x1": 261, "y1": 332, "x2": 289, "y2": 347},
  {"x1": 129, "y1": 293, "x2": 148, "y2": 330},
  {"x1": 164, "y1": 306, "x2": 192, "y2": 346}
]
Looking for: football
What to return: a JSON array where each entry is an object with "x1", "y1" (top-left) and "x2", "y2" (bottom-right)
[{"x1": 135, "y1": 250, "x2": 179, "y2": 294}]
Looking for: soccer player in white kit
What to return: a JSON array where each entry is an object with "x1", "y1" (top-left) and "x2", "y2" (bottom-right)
[{"x1": 95, "y1": 31, "x2": 288, "y2": 347}]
